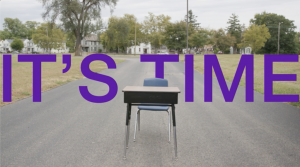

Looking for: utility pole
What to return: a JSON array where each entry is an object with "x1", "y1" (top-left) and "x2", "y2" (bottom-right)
[
  {"x1": 277, "y1": 22, "x2": 282, "y2": 54},
  {"x1": 186, "y1": 0, "x2": 188, "y2": 54},
  {"x1": 135, "y1": 22, "x2": 136, "y2": 55},
  {"x1": 45, "y1": 26, "x2": 49, "y2": 53}
]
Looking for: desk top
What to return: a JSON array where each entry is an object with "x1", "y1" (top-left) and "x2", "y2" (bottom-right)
[{"x1": 122, "y1": 86, "x2": 180, "y2": 93}]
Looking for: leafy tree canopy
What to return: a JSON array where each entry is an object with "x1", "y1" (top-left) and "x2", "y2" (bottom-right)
[
  {"x1": 250, "y1": 11, "x2": 298, "y2": 54},
  {"x1": 32, "y1": 23, "x2": 65, "y2": 52},
  {"x1": 143, "y1": 13, "x2": 171, "y2": 53},
  {"x1": 226, "y1": 13, "x2": 242, "y2": 52},
  {"x1": 162, "y1": 21, "x2": 187, "y2": 51},
  {"x1": 189, "y1": 28, "x2": 213, "y2": 49},
  {"x1": 184, "y1": 10, "x2": 200, "y2": 32},
  {"x1": 212, "y1": 28, "x2": 236, "y2": 52},
  {"x1": 238, "y1": 24, "x2": 271, "y2": 54},
  {"x1": 1, "y1": 18, "x2": 27, "y2": 39},
  {"x1": 40, "y1": 0, "x2": 118, "y2": 56}
]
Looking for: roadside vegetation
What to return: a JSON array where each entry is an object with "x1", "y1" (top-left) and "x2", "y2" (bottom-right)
[{"x1": 0, "y1": 54, "x2": 125, "y2": 106}]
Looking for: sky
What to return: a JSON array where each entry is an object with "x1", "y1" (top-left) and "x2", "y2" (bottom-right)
[{"x1": 0, "y1": 0, "x2": 299, "y2": 32}]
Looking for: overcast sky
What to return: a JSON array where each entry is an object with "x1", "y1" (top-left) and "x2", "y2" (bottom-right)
[{"x1": 0, "y1": 0, "x2": 299, "y2": 32}]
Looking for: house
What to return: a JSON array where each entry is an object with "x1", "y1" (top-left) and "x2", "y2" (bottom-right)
[
  {"x1": 203, "y1": 45, "x2": 214, "y2": 52},
  {"x1": 151, "y1": 45, "x2": 169, "y2": 54},
  {"x1": 126, "y1": 43, "x2": 170, "y2": 54},
  {"x1": 81, "y1": 34, "x2": 104, "y2": 53},
  {"x1": 0, "y1": 39, "x2": 13, "y2": 52},
  {"x1": 0, "y1": 38, "x2": 69, "y2": 53},
  {"x1": 127, "y1": 43, "x2": 152, "y2": 54}
]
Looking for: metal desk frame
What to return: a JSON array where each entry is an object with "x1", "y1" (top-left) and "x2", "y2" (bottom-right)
[
  {"x1": 123, "y1": 103, "x2": 177, "y2": 159},
  {"x1": 122, "y1": 86, "x2": 180, "y2": 159}
]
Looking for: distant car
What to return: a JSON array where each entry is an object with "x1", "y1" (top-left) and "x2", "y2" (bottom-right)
[
  {"x1": 11, "y1": 51, "x2": 19, "y2": 53},
  {"x1": 217, "y1": 51, "x2": 223, "y2": 54},
  {"x1": 32, "y1": 51, "x2": 39, "y2": 54},
  {"x1": 157, "y1": 51, "x2": 169, "y2": 55}
]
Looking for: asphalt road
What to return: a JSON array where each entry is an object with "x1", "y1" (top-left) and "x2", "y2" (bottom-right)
[{"x1": 1, "y1": 57, "x2": 300, "y2": 167}]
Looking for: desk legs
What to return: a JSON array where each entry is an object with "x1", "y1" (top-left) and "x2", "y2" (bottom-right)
[
  {"x1": 172, "y1": 104, "x2": 177, "y2": 159},
  {"x1": 124, "y1": 103, "x2": 131, "y2": 159}
]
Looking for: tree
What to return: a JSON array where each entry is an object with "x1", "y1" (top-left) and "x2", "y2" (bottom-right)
[
  {"x1": 295, "y1": 32, "x2": 300, "y2": 54},
  {"x1": 189, "y1": 28, "x2": 213, "y2": 49},
  {"x1": 102, "y1": 16, "x2": 130, "y2": 53},
  {"x1": 226, "y1": 13, "x2": 241, "y2": 53},
  {"x1": 1, "y1": 18, "x2": 28, "y2": 39},
  {"x1": 65, "y1": 31, "x2": 76, "y2": 53},
  {"x1": 10, "y1": 38, "x2": 24, "y2": 52},
  {"x1": 25, "y1": 21, "x2": 40, "y2": 40},
  {"x1": 32, "y1": 23, "x2": 65, "y2": 53},
  {"x1": 0, "y1": 30, "x2": 11, "y2": 39},
  {"x1": 143, "y1": 13, "x2": 171, "y2": 53},
  {"x1": 212, "y1": 28, "x2": 236, "y2": 53},
  {"x1": 184, "y1": 10, "x2": 200, "y2": 33},
  {"x1": 40, "y1": 0, "x2": 118, "y2": 56},
  {"x1": 250, "y1": 11, "x2": 298, "y2": 54},
  {"x1": 162, "y1": 21, "x2": 187, "y2": 52},
  {"x1": 237, "y1": 24, "x2": 271, "y2": 54},
  {"x1": 122, "y1": 14, "x2": 145, "y2": 48}
]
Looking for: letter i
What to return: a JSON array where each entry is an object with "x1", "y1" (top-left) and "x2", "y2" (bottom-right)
[
  {"x1": 3, "y1": 55, "x2": 12, "y2": 102},
  {"x1": 185, "y1": 54, "x2": 194, "y2": 102}
]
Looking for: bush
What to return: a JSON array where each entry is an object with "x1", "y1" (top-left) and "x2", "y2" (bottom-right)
[
  {"x1": 11, "y1": 38, "x2": 24, "y2": 52},
  {"x1": 98, "y1": 49, "x2": 102, "y2": 53},
  {"x1": 213, "y1": 48, "x2": 220, "y2": 54}
]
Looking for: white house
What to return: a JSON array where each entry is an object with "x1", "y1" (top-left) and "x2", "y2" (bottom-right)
[
  {"x1": 81, "y1": 34, "x2": 104, "y2": 53},
  {"x1": 127, "y1": 43, "x2": 152, "y2": 54},
  {"x1": 0, "y1": 39, "x2": 13, "y2": 52},
  {"x1": 151, "y1": 45, "x2": 169, "y2": 54},
  {"x1": 0, "y1": 38, "x2": 69, "y2": 53}
]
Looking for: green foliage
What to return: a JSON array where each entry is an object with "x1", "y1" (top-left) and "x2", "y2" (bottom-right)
[
  {"x1": 10, "y1": 38, "x2": 24, "y2": 51},
  {"x1": 226, "y1": 14, "x2": 242, "y2": 52},
  {"x1": 103, "y1": 16, "x2": 130, "y2": 53},
  {"x1": 0, "y1": 18, "x2": 39, "y2": 40},
  {"x1": 143, "y1": 13, "x2": 171, "y2": 53},
  {"x1": 98, "y1": 49, "x2": 102, "y2": 53},
  {"x1": 65, "y1": 31, "x2": 76, "y2": 53},
  {"x1": 40, "y1": 0, "x2": 118, "y2": 56},
  {"x1": 189, "y1": 28, "x2": 213, "y2": 48},
  {"x1": 0, "y1": 29, "x2": 12, "y2": 39},
  {"x1": 295, "y1": 32, "x2": 300, "y2": 54},
  {"x1": 2, "y1": 18, "x2": 28, "y2": 39},
  {"x1": 184, "y1": 10, "x2": 200, "y2": 33},
  {"x1": 123, "y1": 14, "x2": 145, "y2": 46},
  {"x1": 25, "y1": 21, "x2": 40, "y2": 40},
  {"x1": 162, "y1": 21, "x2": 187, "y2": 51},
  {"x1": 32, "y1": 23, "x2": 65, "y2": 52},
  {"x1": 237, "y1": 24, "x2": 271, "y2": 54},
  {"x1": 213, "y1": 48, "x2": 220, "y2": 54},
  {"x1": 212, "y1": 28, "x2": 236, "y2": 52},
  {"x1": 250, "y1": 11, "x2": 298, "y2": 54}
]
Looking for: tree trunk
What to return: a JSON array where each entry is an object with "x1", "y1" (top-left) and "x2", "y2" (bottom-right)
[{"x1": 75, "y1": 35, "x2": 82, "y2": 56}]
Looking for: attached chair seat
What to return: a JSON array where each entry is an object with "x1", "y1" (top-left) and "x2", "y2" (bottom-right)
[
  {"x1": 138, "y1": 103, "x2": 169, "y2": 111},
  {"x1": 134, "y1": 78, "x2": 172, "y2": 143}
]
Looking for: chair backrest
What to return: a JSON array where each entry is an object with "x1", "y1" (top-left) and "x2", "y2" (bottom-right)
[{"x1": 143, "y1": 78, "x2": 168, "y2": 87}]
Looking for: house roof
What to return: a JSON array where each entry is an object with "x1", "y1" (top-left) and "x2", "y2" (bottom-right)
[
  {"x1": 6, "y1": 39, "x2": 14, "y2": 43},
  {"x1": 84, "y1": 34, "x2": 99, "y2": 41}
]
